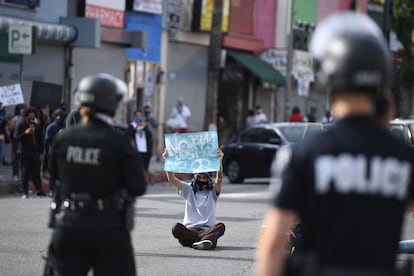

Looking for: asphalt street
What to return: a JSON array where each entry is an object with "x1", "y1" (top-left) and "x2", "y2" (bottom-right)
[
  {"x1": 1, "y1": 172, "x2": 414, "y2": 275},
  {"x1": 0, "y1": 178, "x2": 272, "y2": 276}
]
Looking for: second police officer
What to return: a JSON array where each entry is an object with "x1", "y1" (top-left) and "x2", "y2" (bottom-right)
[
  {"x1": 256, "y1": 12, "x2": 414, "y2": 276},
  {"x1": 45, "y1": 73, "x2": 147, "y2": 276}
]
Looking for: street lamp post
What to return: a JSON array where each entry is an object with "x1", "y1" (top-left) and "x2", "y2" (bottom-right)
[
  {"x1": 204, "y1": 0, "x2": 223, "y2": 130},
  {"x1": 285, "y1": 0, "x2": 295, "y2": 121},
  {"x1": 383, "y1": 0, "x2": 391, "y2": 43}
]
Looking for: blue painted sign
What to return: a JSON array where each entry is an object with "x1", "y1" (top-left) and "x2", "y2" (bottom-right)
[{"x1": 164, "y1": 131, "x2": 219, "y2": 173}]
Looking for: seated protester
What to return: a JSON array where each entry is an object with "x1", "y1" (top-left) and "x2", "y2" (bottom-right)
[{"x1": 162, "y1": 148, "x2": 225, "y2": 250}]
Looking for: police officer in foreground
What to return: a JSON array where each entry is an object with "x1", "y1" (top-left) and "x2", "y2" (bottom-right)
[
  {"x1": 44, "y1": 73, "x2": 147, "y2": 276},
  {"x1": 256, "y1": 12, "x2": 414, "y2": 276}
]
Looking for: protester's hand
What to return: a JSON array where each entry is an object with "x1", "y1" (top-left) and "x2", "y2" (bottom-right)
[
  {"x1": 287, "y1": 230, "x2": 296, "y2": 244},
  {"x1": 162, "y1": 148, "x2": 169, "y2": 159},
  {"x1": 217, "y1": 148, "x2": 224, "y2": 160},
  {"x1": 25, "y1": 126, "x2": 34, "y2": 134},
  {"x1": 409, "y1": 208, "x2": 414, "y2": 217}
]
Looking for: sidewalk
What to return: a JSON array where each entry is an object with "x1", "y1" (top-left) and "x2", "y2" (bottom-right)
[{"x1": 0, "y1": 156, "x2": 174, "y2": 196}]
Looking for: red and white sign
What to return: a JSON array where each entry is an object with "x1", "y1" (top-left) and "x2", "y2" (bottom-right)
[{"x1": 85, "y1": 0, "x2": 125, "y2": 29}]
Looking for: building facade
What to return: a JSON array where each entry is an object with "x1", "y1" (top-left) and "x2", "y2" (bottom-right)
[{"x1": 0, "y1": 0, "x2": 76, "y2": 114}]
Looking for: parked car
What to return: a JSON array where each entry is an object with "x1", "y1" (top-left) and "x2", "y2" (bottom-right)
[
  {"x1": 221, "y1": 122, "x2": 324, "y2": 183},
  {"x1": 389, "y1": 119, "x2": 414, "y2": 146}
]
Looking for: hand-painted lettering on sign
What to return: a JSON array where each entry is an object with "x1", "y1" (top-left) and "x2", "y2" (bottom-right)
[
  {"x1": 164, "y1": 131, "x2": 219, "y2": 173},
  {"x1": 0, "y1": 83, "x2": 25, "y2": 106}
]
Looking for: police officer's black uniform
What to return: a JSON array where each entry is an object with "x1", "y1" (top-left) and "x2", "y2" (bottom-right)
[
  {"x1": 275, "y1": 118, "x2": 414, "y2": 274},
  {"x1": 266, "y1": 12, "x2": 414, "y2": 276},
  {"x1": 46, "y1": 74, "x2": 146, "y2": 276}
]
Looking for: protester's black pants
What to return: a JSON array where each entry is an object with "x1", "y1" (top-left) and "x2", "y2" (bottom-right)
[
  {"x1": 50, "y1": 227, "x2": 136, "y2": 276},
  {"x1": 42, "y1": 143, "x2": 50, "y2": 173},
  {"x1": 21, "y1": 152, "x2": 42, "y2": 194},
  {"x1": 172, "y1": 222, "x2": 225, "y2": 248},
  {"x1": 137, "y1": 152, "x2": 151, "y2": 172},
  {"x1": 11, "y1": 138, "x2": 20, "y2": 178}
]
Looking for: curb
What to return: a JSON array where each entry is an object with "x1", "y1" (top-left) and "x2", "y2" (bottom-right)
[
  {"x1": 0, "y1": 172, "x2": 177, "y2": 196},
  {"x1": 1, "y1": 180, "x2": 51, "y2": 195},
  {"x1": 0, "y1": 171, "x2": 194, "y2": 196}
]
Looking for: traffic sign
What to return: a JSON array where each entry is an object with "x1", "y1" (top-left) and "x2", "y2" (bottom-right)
[{"x1": 8, "y1": 25, "x2": 36, "y2": 54}]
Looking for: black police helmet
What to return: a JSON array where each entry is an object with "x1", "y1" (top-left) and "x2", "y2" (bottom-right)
[
  {"x1": 76, "y1": 73, "x2": 125, "y2": 116},
  {"x1": 310, "y1": 12, "x2": 392, "y2": 95}
]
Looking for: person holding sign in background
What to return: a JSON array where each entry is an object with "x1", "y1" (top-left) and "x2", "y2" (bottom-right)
[{"x1": 162, "y1": 137, "x2": 225, "y2": 250}]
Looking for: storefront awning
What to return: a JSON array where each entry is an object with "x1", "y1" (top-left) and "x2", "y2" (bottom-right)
[
  {"x1": 0, "y1": 16, "x2": 77, "y2": 44},
  {"x1": 227, "y1": 50, "x2": 285, "y2": 85}
]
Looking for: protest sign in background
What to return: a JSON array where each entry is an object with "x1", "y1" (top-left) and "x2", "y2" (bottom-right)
[
  {"x1": 0, "y1": 84, "x2": 25, "y2": 106},
  {"x1": 164, "y1": 131, "x2": 219, "y2": 173}
]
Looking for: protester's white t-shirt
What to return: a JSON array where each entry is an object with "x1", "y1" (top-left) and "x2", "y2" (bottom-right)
[{"x1": 179, "y1": 181, "x2": 217, "y2": 229}]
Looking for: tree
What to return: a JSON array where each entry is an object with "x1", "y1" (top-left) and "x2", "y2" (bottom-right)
[
  {"x1": 392, "y1": 0, "x2": 414, "y2": 116},
  {"x1": 203, "y1": 0, "x2": 223, "y2": 130}
]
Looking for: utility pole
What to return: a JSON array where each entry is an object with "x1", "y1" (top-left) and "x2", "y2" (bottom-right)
[
  {"x1": 203, "y1": 0, "x2": 223, "y2": 130},
  {"x1": 382, "y1": 0, "x2": 391, "y2": 43},
  {"x1": 285, "y1": 0, "x2": 295, "y2": 121}
]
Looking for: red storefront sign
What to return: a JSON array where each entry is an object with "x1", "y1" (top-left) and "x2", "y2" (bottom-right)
[{"x1": 85, "y1": 1, "x2": 125, "y2": 29}]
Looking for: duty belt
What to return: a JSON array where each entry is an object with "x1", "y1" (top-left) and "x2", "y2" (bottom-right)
[
  {"x1": 319, "y1": 266, "x2": 395, "y2": 276},
  {"x1": 62, "y1": 199, "x2": 119, "y2": 211},
  {"x1": 62, "y1": 193, "x2": 124, "y2": 212}
]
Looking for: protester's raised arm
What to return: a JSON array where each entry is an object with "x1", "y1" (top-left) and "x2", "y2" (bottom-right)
[
  {"x1": 215, "y1": 148, "x2": 224, "y2": 195},
  {"x1": 162, "y1": 149, "x2": 182, "y2": 190}
]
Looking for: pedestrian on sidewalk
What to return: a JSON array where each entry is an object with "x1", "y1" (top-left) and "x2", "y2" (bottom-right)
[
  {"x1": 168, "y1": 97, "x2": 191, "y2": 133},
  {"x1": 289, "y1": 106, "x2": 304, "y2": 122},
  {"x1": 162, "y1": 148, "x2": 225, "y2": 250},
  {"x1": 0, "y1": 102, "x2": 8, "y2": 181},
  {"x1": 143, "y1": 105, "x2": 160, "y2": 160},
  {"x1": 9, "y1": 104, "x2": 25, "y2": 181},
  {"x1": 16, "y1": 107, "x2": 46, "y2": 198},
  {"x1": 43, "y1": 108, "x2": 65, "y2": 193},
  {"x1": 254, "y1": 105, "x2": 268, "y2": 124},
  {"x1": 44, "y1": 73, "x2": 147, "y2": 276},
  {"x1": 126, "y1": 109, "x2": 153, "y2": 174}
]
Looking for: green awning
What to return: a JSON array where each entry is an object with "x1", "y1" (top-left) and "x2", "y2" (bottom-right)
[{"x1": 227, "y1": 50, "x2": 285, "y2": 85}]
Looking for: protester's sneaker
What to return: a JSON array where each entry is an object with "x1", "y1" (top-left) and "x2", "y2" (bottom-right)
[
  {"x1": 22, "y1": 193, "x2": 28, "y2": 199},
  {"x1": 192, "y1": 240, "x2": 213, "y2": 250}
]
